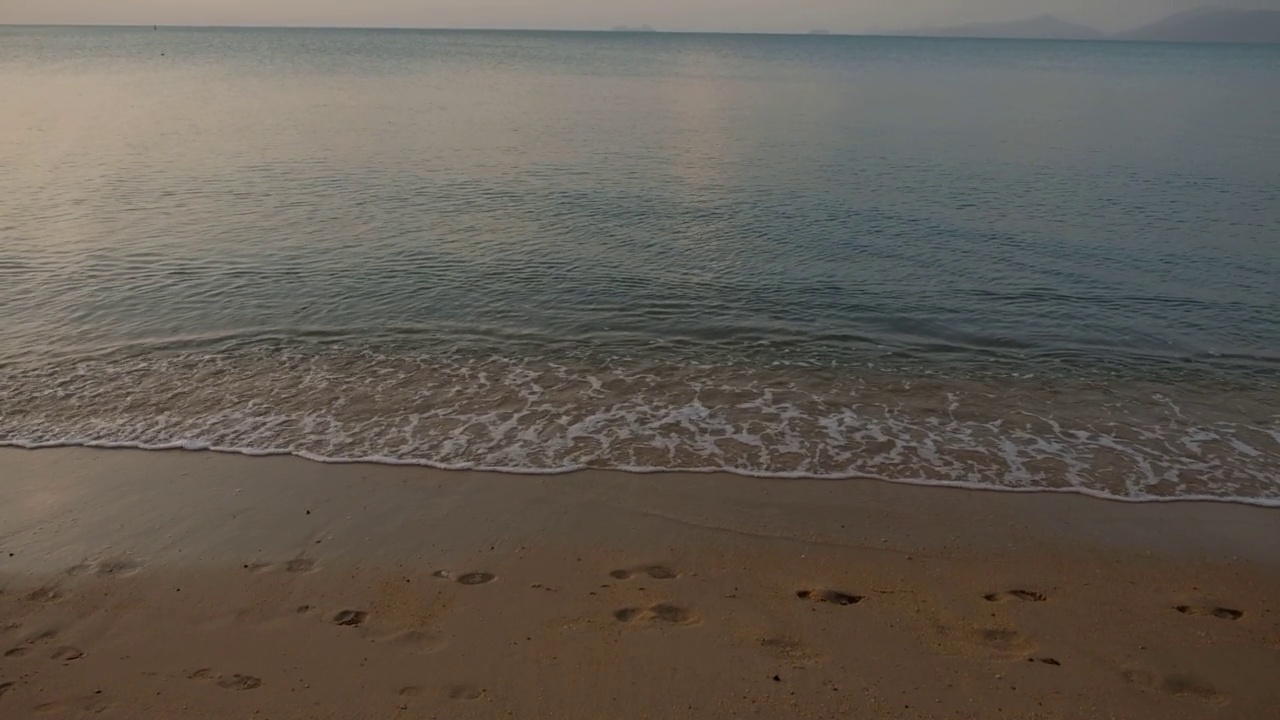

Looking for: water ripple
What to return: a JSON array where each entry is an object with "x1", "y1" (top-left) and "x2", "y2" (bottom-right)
[{"x1": 2, "y1": 27, "x2": 1278, "y2": 499}]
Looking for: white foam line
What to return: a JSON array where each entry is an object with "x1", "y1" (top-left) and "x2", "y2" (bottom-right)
[{"x1": 4, "y1": 438, "x2": 1279, "y2": 509}]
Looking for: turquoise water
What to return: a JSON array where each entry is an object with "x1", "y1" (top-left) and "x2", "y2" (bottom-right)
[{"x1": 2, "y1": 27, "x2": 1278, "y2": 502}]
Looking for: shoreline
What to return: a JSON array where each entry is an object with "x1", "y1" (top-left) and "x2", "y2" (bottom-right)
[
  {"x1": 4, "y1": 446, "x2": 1280, "y2": 564},
  {"x1": 4, "y1": 441, "x2": 1279, "y2": 509},
  {"x1": 2, "y1": 447, "x2": 1277, "y2": 718}
]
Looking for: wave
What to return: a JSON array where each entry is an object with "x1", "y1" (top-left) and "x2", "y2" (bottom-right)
[{"x1": 2, "y1": 345, "x2": 1278, "y2": 505}]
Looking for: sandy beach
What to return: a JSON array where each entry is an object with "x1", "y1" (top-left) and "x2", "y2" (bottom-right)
[
  {"x1": 0, "y1": 447, "x2": 1277, "y2": 719},
  {"x1": 5, "y1": 18, "x2": 1280, "y2": 720}
]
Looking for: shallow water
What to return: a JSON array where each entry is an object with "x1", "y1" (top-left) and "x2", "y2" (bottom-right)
[{"x1": 2, "y1": 27, "x2": 1278, "y2": 502}]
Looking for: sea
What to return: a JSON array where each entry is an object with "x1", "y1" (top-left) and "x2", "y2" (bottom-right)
[{"x1": 2, "y1": 26, "x2": 1277, "y2": 504}]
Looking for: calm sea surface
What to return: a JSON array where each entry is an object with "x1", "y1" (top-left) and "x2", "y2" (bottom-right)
[{"x1": 2, "y1": 27, "x2": 1278, "y2": 502}]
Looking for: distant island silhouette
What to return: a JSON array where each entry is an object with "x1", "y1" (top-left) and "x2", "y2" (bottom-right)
[
  {"x1": 906, "y1": 14, "x2": 1104, "y2": 41},
  {"x1": 609, "y1": 25, "x2": 657, "y2": 33},
  {"x1": 898, "y1": 7, "x2": 1280, "y2": 44},
  {"x1": 1116, "y1": 7, "x2": 1280, "y2": 43}
]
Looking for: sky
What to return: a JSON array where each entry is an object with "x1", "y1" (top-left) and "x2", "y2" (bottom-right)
[{"x1": 2, "y1": 0, "x2": 1278, "y2": 34}]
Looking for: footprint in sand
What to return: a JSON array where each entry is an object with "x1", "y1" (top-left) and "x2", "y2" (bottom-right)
[
  {"x1": 0, "y1": 681, "x2": 16, "y2": 698},
  {"x1": 331, "y1": 610, "x2": 368, "y2": 627},
  {"x1": 983, "y1": 590, "x2": 1046, "y2": 603},
  {"x1": 975, "y1": 628, "x2": 1035, "y2": 656},
  {"x1": 51, "y1": 646, "x2": 84, "y2": 662},
  {"x1": 243, "y1": 558, "x2": 317, "y2": 574},
  {"x1": 379, "y1": 629, "x2": 445, "y2": 654},
  {"x1": 284, "y1": 558, "x2": 317, "y2": 574},
  {"x1": 761, "y1": 636, "x2": 804, "y2": 654},
  {"x1": 456, "y1": 572, "x2": 496, "y2": 586},
  {"x1": 759, "y1": 635, "x2": 818, "y2": 664},
  {"x1": 328, "y1": 613, "x2": 444, "y2": 652},
  {"x1": 796, "y1": 589, "x2": 863, "y2": 606},
  {"x1": 926, "y1": 624, "x2": 1037, "y2": 658},
  {"x1": 614, "y1": 603, "x2": 698, "y2": 625},
  {"x1": 25, "y1": 586, "x2": 65, "y2": 604},
  {"x1": 446, "y1": 683, "x2": 483, "y2": 700},
  {"x1": 6, "y1": 629, "x2": 61, "y2": 657},
  {"x1": 610, "y1": 564, "x2": 679, "y2": 581},
  {"x1": 433, "y1": 570, "x2": 497, "y2": 585},
  {"x1": 34, "y1": 695, "x2": 114, "y2": 716},
  {"x1": 189, "y1": 668, "x2": 263, "y2": 691},
  {"x1": 1175, "y1": 604, "x2": 1242, "y2": 620},
  {"x1": 66, "y1": 558, "x2": 141, "y2": 578},
  {"x1": 1123, "y1": 669, "x2": 1223, "y2": 702},
  {"x1": 97, "y1": 559, "x2": 141, "y2": 576},
  {"x1": 215, "y1": 674, "x2": 263, "y2": 691}
]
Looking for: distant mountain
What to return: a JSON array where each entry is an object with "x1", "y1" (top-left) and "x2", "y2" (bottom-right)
[
  {"x1": 895, "y1": 8, "x2": 1280, "y2": 44},
  {"x1": 609, "y1": 25, "x2": 657, "y2": 33},
  {"x1": 1116, "y1": 7, "x2": 1280, "y2": 43},
  {"x1": 908, "y1": 14, "x2": 1105, "y2": 41},
  {"x1": 808, "y1": 29, "x2": 833, "y2": 36}
]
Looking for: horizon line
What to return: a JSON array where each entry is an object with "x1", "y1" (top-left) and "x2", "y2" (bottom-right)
[
  {"x1": 0, "y1": 23, "x2": 1146, "y2": 42},
  {"x1": 3, "y1": 22, "x2": 1271, "y2": 45},
  {"x1": 5, "y1": 23, "x2": 870, "y2": 35}
]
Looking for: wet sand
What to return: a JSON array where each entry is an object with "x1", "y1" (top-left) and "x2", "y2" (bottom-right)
[{"x1": 1, "y1": 447, "x2": 1277, "y2": 719}]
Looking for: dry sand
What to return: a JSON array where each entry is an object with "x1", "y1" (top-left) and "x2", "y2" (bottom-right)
[{"x1": 0, "y1": 447, "x2": 1277, "y2": 719}]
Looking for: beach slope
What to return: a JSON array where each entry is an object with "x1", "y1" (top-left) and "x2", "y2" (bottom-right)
[{"x1": 1, "y1": 448, "x2": 1277, "y2": 718}]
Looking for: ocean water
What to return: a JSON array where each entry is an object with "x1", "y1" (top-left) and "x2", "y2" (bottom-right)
[{"x1": 2, "y1": 26, "x2": 1278, "y2": 503}]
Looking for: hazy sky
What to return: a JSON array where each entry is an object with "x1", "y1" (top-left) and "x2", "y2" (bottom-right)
[{"x1": 3, "y1": 0, "x2": 1278, "y2": 34}]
